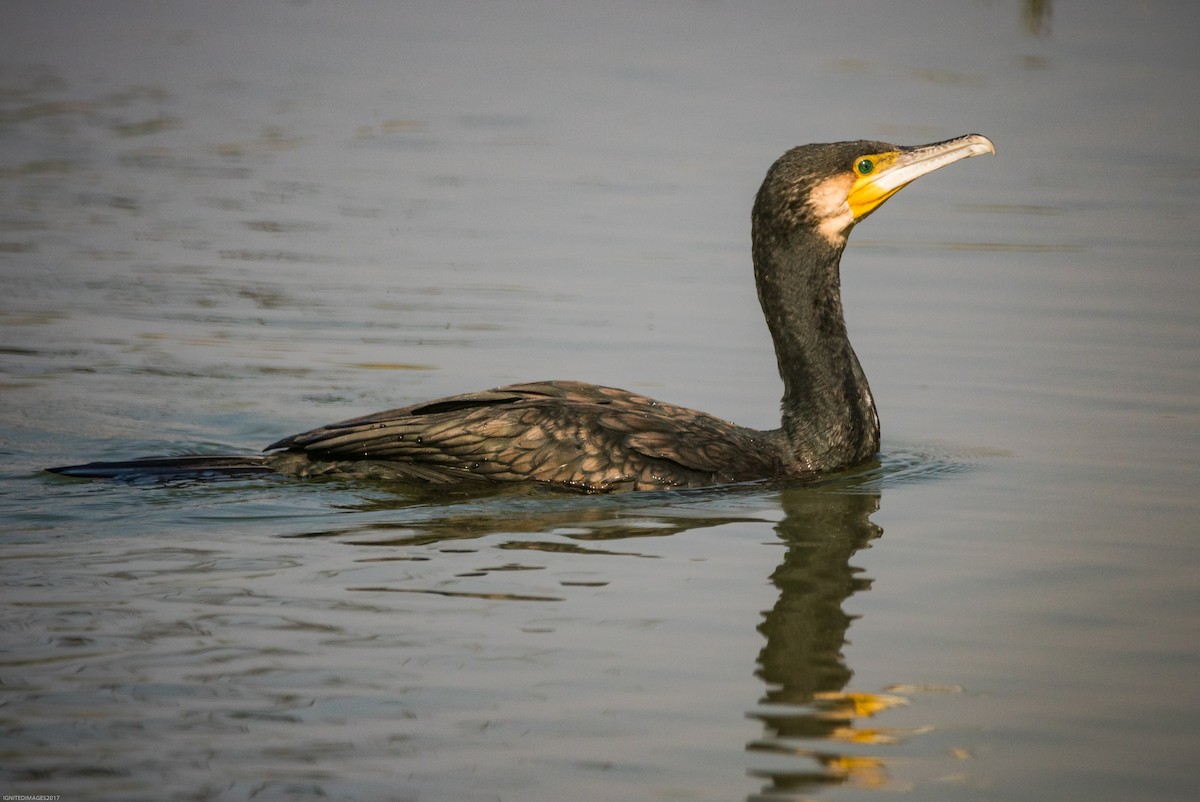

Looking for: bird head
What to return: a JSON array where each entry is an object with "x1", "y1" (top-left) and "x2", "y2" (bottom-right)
[{"x1": 754, "y1": 134, "x2": 996, "y2": 248}]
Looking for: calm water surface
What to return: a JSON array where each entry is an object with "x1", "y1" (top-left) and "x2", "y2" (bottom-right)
[{"x1": 2, "y1": 2, "x2": 1198, "y2": 800}]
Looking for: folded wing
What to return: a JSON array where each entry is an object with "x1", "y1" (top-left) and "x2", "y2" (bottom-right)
[{"x1": 268, "y1": 381, "x2": 782, "y2": 491}]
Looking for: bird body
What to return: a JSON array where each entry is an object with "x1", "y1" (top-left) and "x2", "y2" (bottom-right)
[
  {"x1": 266, "y1": 381, "x2": 786, "y2": 492},
  {"x1": 49, "y1": 135, "x2": 995, "y2": 492}
]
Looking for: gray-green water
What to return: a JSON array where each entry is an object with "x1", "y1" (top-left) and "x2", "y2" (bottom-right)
[{"x1": 2, "y1": 2, "x2": 1198, "y2": 800}]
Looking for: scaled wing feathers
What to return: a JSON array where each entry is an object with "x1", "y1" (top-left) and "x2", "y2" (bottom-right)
[{"x1": 267, "y1": 381, "x2": 780, "y2": 491}]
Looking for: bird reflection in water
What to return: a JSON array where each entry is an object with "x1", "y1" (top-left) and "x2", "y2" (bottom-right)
[
  {"x1": 309, "y1": 470, "x2": 950, "y2": 797},
  {"x1": 746, "y1": 485, "x2": 920, "y2": 797}
]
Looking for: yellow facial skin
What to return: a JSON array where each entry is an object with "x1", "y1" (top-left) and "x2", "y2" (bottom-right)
[
  {"x1": 847, "y1": 134, "x2": 996, "y2": 221},
  {"x1": 846, "y1": 151, "x2": 903, "y2": 220}
]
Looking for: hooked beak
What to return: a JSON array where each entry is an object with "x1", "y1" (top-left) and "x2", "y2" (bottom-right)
[{"x1": 848, "y1": 133, "x2": 996, "y2": 221}]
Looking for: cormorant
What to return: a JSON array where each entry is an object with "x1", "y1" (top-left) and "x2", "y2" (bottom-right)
[{"x1": 48, "y1": 134, "x2": 995, "y2": 492}]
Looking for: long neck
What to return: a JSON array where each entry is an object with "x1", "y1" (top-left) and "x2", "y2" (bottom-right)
[{"x1": 752, "y1": 227, "x2": 880, "y2": 472}]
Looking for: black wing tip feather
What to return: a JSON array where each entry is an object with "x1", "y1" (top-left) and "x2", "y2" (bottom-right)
[{"x1": 46, "y1": 455, "x2": 275, "y2": 480}]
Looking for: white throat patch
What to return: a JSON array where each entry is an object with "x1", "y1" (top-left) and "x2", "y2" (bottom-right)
[{"x1": 807, "y1": 174, "x2": 855, "y2": 247}]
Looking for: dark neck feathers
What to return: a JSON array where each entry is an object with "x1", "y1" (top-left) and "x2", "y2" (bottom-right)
[{"x1": 751, "y1": 161, "x2": 880, "y2": 472}]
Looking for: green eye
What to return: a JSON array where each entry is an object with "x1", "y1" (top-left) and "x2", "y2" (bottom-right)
[{"x1": 856, "y1": 158, "x2": 875, "y2": 176}]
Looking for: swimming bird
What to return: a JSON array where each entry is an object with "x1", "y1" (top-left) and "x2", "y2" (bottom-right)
[{"x1": 48, "y1": 134, "x2": 995, "y2": 492}]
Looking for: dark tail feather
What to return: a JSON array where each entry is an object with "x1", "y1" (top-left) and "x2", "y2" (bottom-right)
[{"x1": 46, "y1": 455, "x2": 276, "y2": 481}]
